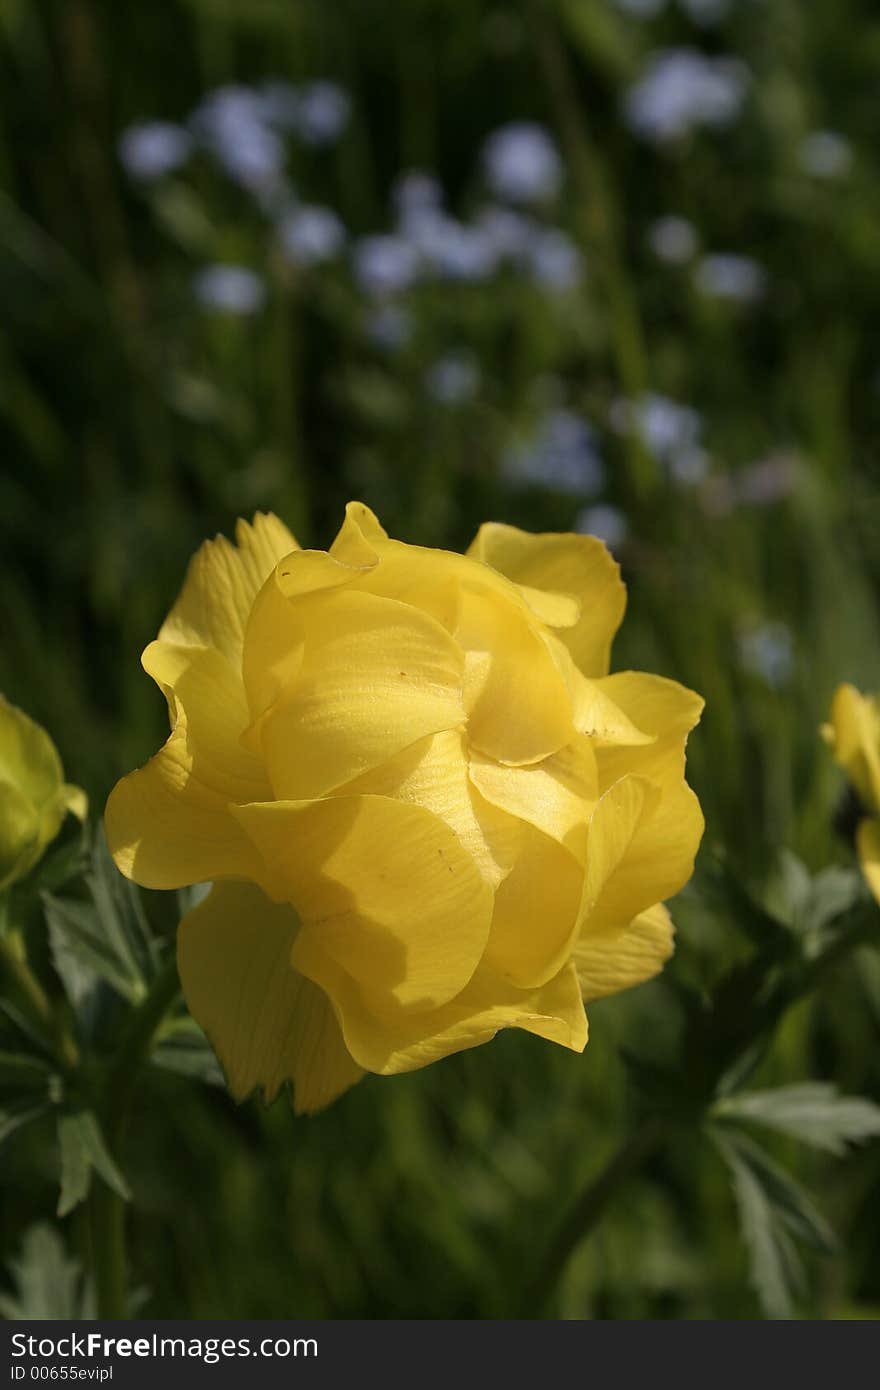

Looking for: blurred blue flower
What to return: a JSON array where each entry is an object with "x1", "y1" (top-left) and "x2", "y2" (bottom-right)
[
  {"x1": 797, "y1": 130, "x2": 852, "y2": 179},
  {"x1": 504, "y1": 410, "x2": 604, "y2": 494},
  {"x1": 647, "y1": 215, "x2": 698, "y2": 264},
  {"x1": 574, "y1": 503, "x2": 628, "y2": 551},
  {"x1": 482, "y1": 122, "x2": 563, "y2": 204},
  {"x1": 474, "y1": 205, "x2": 536, "y2": 265},
  {"x1": 694, "y1": 252, "x2": 765, "y2": 301},
  {"x1": 192, "y1": 264, "x2": 266, "y2": 315},
  {"x1": 118, "y1": 121, "x2": 192, "y2": 181},
  {"x1": 296, "y1": 81, "x2": 351, "y2": 146},
  {"x1": 352, "y1": 234, "x2": 420, "y2": 297},
  {"x1": 612, "y1": 392, "x2": 709, "y2": 484},
  {"x1": 365, "y1": 304, "x2": 413, "y2": 351},
  {"x1": 425, "y1": 352, "x2": 481, "y2": 404},
  {"x1": 259, "y1": 81, "x2": 301, "y2": 130},
  {"x1": 738, "y1": 622, "x2": 794, "y2": 688},
  {"x1": 392, "y1": 170, "x2": 444, "y2": 218},
  {"x1": 624, "y1": 49, "x2": 749, "y2": 143},
  {"x1": 278, "y1": 204, "x2": 346, "y2": 266},
  {"x1": 527, "y1": 228, "x2": 583, "y2": 290},
  {"x1": 192, "y1": 85, "x2": 284, "y2": 192}
]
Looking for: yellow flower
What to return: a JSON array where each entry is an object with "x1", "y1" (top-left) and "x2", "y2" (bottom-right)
[
  {"x1": 105, "y1": 504, "x2": 704, "y2": 1113},
  {"x1": 0, "y1": 696, "x2": 87, "y2": 891},
  {"x1": 822, "y1": 683, "x2": 880, "y2": 902}
]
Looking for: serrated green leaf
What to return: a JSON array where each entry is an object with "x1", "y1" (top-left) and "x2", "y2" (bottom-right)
[
  {"x1": 711, "y1": 1125, "x2": 836, "y2": 1318},
  {"x1": 43, "y1": 892, "x2": 139, "y2": 1003},
  {"x1": 151, "y1": 1022, "x2": 225, "y2": 1087},
  {"x1": 715, "y1": 1083, "x2": 880, "y2": 1156},
  {"x1": 711, "y1": 1126, "x2": 803, "y2": 1318},
  {"x1": 801, "y1": 868, "x2": 863, "y2": 937},
  {"x1": 762, "y1": 850, "x2": 813, "y2": 930},
  {"x1": 86, "y1": 829, "x2": 156, "y2": 988},
  {"x1": 0, "y1": 1223, "x2": 95, "y2": 1320},
  {"x1": 57, "y1": 1109, "x2": 131, "y2": 1216}
]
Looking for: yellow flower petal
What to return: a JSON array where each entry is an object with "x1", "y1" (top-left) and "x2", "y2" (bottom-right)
[
  {"x1": 575, "y1": 902, "x2": 675, "y2": 1002},
  {"x1": 0, "y1": 781, "x2": 39, "y2": 889},
  {"x1": 158, "y1": 512, "x2": 298, "y2": 666},
  {"x1": 482, "y1": 823, "x2": 585, "y2": 987},
  {"x1": 177, "y1": 880, "x2": 363, "y2": 1114},
  {"x1": 547, "y1": 637, "x2": 653, "y2": 746},
  {"x1": 248, "y1": 589, "x2": 466, "y2": 800},
  {"x1": 0, "y1": 696, "x2": 87, "y2": 889},
  {"x1": 467, "y1": 521, "x2": 626, "y2": 676},
  {"x1": 823, "y1": 683, "x2": 880, "y2": 813},
  {"x1": 142, "y1": 641, "x2": 271, "y2": 802},
  {"x1": 106, "y1": 642, "x2": 272, "y2": 889},
  {"x1": 105, "y1": 721, "x2": 265, "y2": 889},
  {"x1": 456, "y1": 587, "x2": 575, "y2": 765},
  {"x1": 233, "y1": 794, "x2": 493, "y2": 1013},
  {"x1": 341, "y1": 730, "x2": 516, "y2": 888},
  {"x1": 856, "y1": 817, "x2": 880, "y2": 905},
  {"x1": 581, "y1": 774, "x2": 704, "y2": 934},
  {"x1": 594, "y1": 671, "x2": 704, "y2": 789},
  {"x1": 292, "y1": 933, "x2": 587, "y2": 1074},
  {"x1": 468, "y1": 736, "x2": 597, "y2": 862}
]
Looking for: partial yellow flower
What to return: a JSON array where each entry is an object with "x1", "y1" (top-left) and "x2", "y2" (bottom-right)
[
  {"x1": 105, "y1": 505, "x2": 704, "y2": 1113},
  {"x1": 822, "y1": 682, "x2": 880, "y2": 902},
  {"x1": 0, "y1": 696, "x2": 87, "y2": 891}
]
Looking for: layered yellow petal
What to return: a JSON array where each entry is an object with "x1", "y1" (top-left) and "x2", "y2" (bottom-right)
[
  {"x1": 856, "y1": 817, "x2": 880, "y2": 906},
  {"x1": 292, "y1": 932, "x2": 587, "y2": 1074},
  {"x1": 823, "y1": 683, "x2": 880, "y2": 813},
  {"x1": 233, "y1": 795, "x2": 493, "y2": 1013},
  {"x1": 482, "y1": 824, "x2": 585, "y2": 988},
  {"x1": 580, "y1": 774, "x2": 703, "y2": 935},
  {"x1": 468, "y1": 736, "x2": 597, "y2": 862},
  {"x1": 456, "y1": 587, "x2": 575, "y2": 765},
  {"x1": 158, "y1": 512, "x2": 298, "y2": 667},
  {"x1": 575, "y1": 902, "x2": 675, "y2": 1002},
  {"x1": 106, "y1": 642, "x2": 271, "y2": 889},
  {"x1": 341, "y1": 730, "x2": 517, "y2": 888},
  {"x1": 177, "y1": 880, "x2": 363, "y2": 1114},
  {"x1": 594, "y1": 671, "x2": 704, "y2": 789},
  {"x1": 248, "y1": 589, "x2": 466, "y2": 800},
  {"x1": 467, "y1": 521, "x2": 626, "y2": 676},
  {"x1": 105, "y1": 722, "x2": 265, "y2": 889}
]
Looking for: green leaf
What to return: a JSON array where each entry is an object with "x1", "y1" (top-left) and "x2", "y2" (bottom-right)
[
  {"x1": 151, "y1": 1019, "x2": 224, "y2": 1087},
  {"x1": 715, "y1": 1083, "x2": 880, "y2": 1156},
  {"x1": 43, "y1": 892, "x2": 139, "y2": 1004},
  {"x1": 0, "y1": 1223, "x2": 95, "y2": 1320},
  {"x1": 0, "y1": 1096, "x2": 50, "y2": 1147},
  {"x1": 711, "y1": 1126, "x2": 836, "y2": 1319},
  {"x1": 56, "y1": 1109, "x2": 131, "y2": 1216},
  {"x1": 42, "y1": 826, "x2": 159, "y2": 1009},
  {"x1": 0, "y1": 1049, "x2": 54, "y2": 1089}
]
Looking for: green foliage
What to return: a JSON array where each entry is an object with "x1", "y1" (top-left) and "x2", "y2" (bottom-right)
[{"x1": 1, "y1": 0, "x2": 880, "y2": 1322}]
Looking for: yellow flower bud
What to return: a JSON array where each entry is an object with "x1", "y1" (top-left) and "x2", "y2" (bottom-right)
[
  {"x1": 0, "y1": 696, "x2": 87, "y2": 891},
  {"x1": 106, "y1": 504, "x2": 704, "y2": 1112},
  {"x1": 822, "y1": 682, "x2": 880, "y2": 903}
]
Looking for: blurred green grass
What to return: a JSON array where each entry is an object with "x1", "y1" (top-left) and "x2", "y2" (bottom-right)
[{"x1": 2, "y1": 0, "x2": 880, "y2": 1317}]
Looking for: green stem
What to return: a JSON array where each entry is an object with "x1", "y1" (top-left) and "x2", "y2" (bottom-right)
[
  {"x1": 89, "y1": 1179, "x2": 127, "y2": 1320},
  {"x1": 519, "y1": 1115, "x2": 666, "y2": 1317},
  {"x1": 105, "y1": 949, "x2": 181, "y2": 1125},
  {"x1": 0, "y1": 931, "x2": 79, "y2": 1069},
  {"x1": 90, "y1": 949, "x2": 181, "y2": 1319}
]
